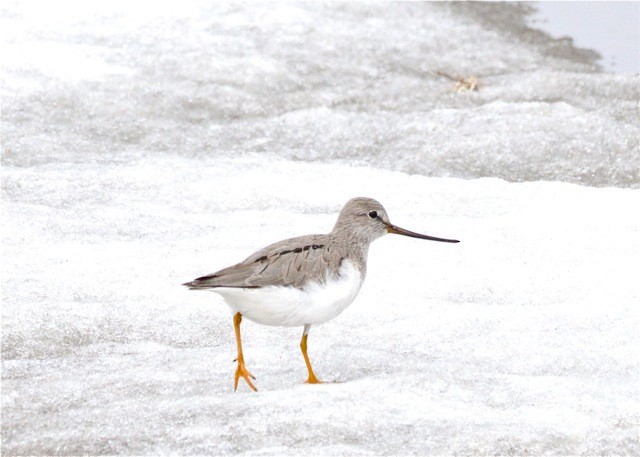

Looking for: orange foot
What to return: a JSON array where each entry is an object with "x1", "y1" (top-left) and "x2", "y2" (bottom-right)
[
  {"x1": 234, "y1": 362, "x2": 257, "y2": 392},
  {"x1": 304, "y1": 374, "x2": 324, "y2": 384}
]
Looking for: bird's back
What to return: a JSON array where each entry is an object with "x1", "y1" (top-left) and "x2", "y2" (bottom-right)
[{"x1": 183, "y1": 233, "x2": 358, "y2": 290}]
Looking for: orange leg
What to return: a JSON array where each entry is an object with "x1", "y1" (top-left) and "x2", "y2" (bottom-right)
[
  {"x1": 233, "y1": 312, "x2": 257, "y2": 392},
  {"x1": 300, "y1": 325, "x2": 323, "y2": 384}
]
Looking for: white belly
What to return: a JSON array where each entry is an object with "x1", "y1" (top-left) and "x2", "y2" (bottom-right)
[{"x1": 209, "y1": 260, "x2": 363, "y2": 327}]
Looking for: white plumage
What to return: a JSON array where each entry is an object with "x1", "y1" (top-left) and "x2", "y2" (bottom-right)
[{"x1": 211, "y1": 260, "x2": 363, "y2": 327}]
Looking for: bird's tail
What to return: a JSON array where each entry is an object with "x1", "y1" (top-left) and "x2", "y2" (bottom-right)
[{"x1": 182, "y1": 273, "x2": 220, "y2": 289}]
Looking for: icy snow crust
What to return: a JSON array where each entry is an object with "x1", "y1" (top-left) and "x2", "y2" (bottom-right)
[
  {"x1": 2, "y1": 1, "x2": 639, "y2": 186},
  {"x1": 2, "y1": 1, "x2": 639, "y2": 455}
]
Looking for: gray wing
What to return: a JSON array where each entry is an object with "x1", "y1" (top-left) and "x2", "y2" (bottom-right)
[{"x1": 183, "y1": 235, "x2": 346, "y2": 290}]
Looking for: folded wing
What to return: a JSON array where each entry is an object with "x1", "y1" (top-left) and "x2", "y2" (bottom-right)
[{"x1": 183, "y1": 235, "x2": 345, "y2": 290}]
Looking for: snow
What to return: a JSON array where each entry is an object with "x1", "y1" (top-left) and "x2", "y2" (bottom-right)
[{"x1": 2, "y1": 2, "x2": 639, "y2": 455}]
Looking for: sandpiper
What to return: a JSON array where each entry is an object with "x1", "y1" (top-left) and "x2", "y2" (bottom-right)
[{"x1": 183, "y1": 197, "x2": 459, "y2": 391}]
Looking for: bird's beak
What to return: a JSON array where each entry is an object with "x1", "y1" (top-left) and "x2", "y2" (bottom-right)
[{"x1": 385, "y1": 222, "x2": 460, "y2": 243}]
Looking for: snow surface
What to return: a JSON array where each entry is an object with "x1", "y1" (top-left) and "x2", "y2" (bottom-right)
[{"x1": 2, "y1": 2, "x2": 639, "y2": 455}]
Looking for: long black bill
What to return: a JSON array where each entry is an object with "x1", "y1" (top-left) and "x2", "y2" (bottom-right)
[{"x1": 386, "y1": 223, "x2": 460, "y2": 243}]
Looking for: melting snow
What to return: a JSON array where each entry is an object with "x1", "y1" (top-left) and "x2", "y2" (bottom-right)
[{"x1": 2, "y1": 2, "x2": 639, "y2": 455}]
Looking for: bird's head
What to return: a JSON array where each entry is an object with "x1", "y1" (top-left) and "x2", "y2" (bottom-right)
[{"x1": 332, "y1": 197, "x2": 460, "y2": 245}]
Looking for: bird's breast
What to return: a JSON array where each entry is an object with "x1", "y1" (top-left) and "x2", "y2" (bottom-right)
[{"x1": 212, "y1": 259, "x2": 364, "y2": 327}]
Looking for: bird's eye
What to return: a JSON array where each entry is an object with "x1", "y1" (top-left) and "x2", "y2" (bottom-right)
[{"x1": 368, "y1": 211, "x2": 378, "y2": 219}]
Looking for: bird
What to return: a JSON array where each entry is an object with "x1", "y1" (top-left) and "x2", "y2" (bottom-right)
[{"x1": 183, "y1": 197, "x2": 459, "y2": 391}]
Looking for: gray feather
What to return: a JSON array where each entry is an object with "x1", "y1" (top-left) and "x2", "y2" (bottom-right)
[
  {"x1": 183, "y1": 198, "x2": 393, "y2": 290},
  {"x1": 183, "y1": 234, "x2": 352, "y2": 290}
]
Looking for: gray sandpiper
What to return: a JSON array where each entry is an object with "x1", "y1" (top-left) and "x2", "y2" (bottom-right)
[{"x1": 183, "y1": 197, "x2": 459, "y2": 391}]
